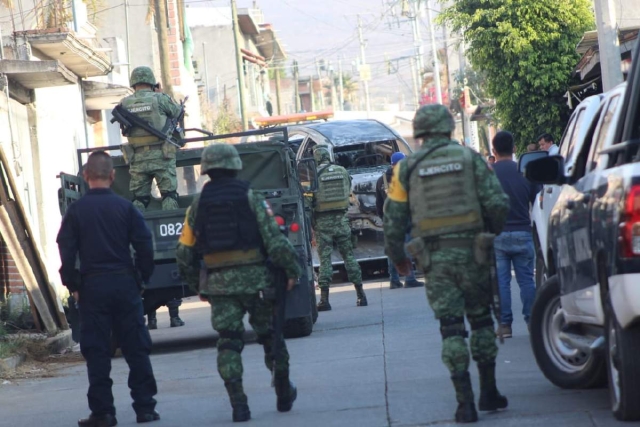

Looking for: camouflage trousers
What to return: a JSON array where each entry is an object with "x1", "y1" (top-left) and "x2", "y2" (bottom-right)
[
  {"x1": 315, "y1": 212, "x2": 362, "y2": 288},
  {"x1": 423, "y1": 248, "x2": 498, "y2": 375},
  {"x1": 129, "y1": 149, "x2": 178, "y2": 211},
  {"x1": 208, "y1": 294, "x2": 289, "y2": 388}
]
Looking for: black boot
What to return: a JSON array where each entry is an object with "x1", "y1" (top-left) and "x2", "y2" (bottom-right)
[
  {"x1": 224, "y1": 379, "x2": 251, "y2": 422},
  {"x1": 274, "y1": 373, "x2": 298, "y2": 412},
  {"x1": 478, "y1": 362, "x2": 508, "y2": 411},
  {"x1": 77, "y1": 414, "x2": 117, "y2": 427},
  {"x1": 355, "y1": 284, "x2": 368, "y2": 307},
  {"x1": 170, "y1": 317, "x2": 185, "y2": 327},
  {"x1": 168, "y1": 302, "x2": 185, "y2": 327},
  {"x1": 317, "y1": 287, "x2": 332, "y2": 311},
  {"x1": 136, "y1": 410, "x2": 160, "y2": 423},
  {"x1": 451, "y1": 371, "x2": 478, "y2": 423},
  {"x1": 147, "y1": 312, "x2": 157, "y2": 330}
]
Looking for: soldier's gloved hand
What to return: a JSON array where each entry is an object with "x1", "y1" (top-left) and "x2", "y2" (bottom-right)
[
  {"x1": 395, "y1": 259, "x2": 412, "y2": 277},
  {"x1": 287, "y1": 278, "x2": 296, "y2": 291}
]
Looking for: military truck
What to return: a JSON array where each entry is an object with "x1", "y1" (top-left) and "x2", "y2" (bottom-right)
[{"x1": 58, "y1": 127, "x2": 319, "y2": 338}]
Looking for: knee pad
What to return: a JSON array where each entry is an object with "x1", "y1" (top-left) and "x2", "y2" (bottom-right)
[
  {"x1": 468, "y1": 315, "x2": 494, "y2": 332},
  {"x1": 133, "y1": 195, "x2": 151, "y2": 208},
  {"x1": 440, "y1": 316, "x2": 468, "y2": 339},
  {"x1": 161, "y1": 191, "x2": 178, "y2": 202}
]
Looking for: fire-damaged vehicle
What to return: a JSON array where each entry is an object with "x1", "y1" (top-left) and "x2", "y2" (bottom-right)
[
  {"x1": 58, "y1": 127, "x2": 319, "y2": 339},
  {"x1": 287, "y1": 120, "x2": 413, "y2": 267}
]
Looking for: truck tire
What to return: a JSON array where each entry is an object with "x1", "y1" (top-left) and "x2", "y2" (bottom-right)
[
  {"x1": 530, "y1": 275, "x2": 605, "y2": 388},
  {"x1": 605, "y1": 296, "x2": 640, "y2": 421},
  {"x1": 284, "y1": 314, "x2": 313, "y2": 338},
  {"x1": 311, "y1": 285, "x2": 318, "y2": 324}
]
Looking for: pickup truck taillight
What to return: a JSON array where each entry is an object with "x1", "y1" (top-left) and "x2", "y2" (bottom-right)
[{"x1": 621, "y1": 186, "x2": 640, "y2": 257}]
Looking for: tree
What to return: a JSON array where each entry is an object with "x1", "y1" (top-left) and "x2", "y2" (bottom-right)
[{"x1": 439, "y1": 0, "x2": 594, "y2": 151}]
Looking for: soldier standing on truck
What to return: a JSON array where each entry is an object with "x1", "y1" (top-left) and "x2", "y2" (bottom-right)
[
  {"x1": 383, "y1": 104, "x2": 510, "y2": 423},
  {"x1": 310, "y1": 146, "x2": 367, "y2": 311},
  {"x1": 175, "y1": 143, "x2": 301, "y2": 422},
  {"x1": 118, "y1": 66, "x2": 183, "y2": 212}
]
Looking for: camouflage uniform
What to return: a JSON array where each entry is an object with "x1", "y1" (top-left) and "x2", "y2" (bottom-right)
[
  {"x1": 383, "y1": 105, "x2": 510, "y2": 423},
  {"x1": 310, "y1": 146, "x2": 366, "y2": 311},
  {"x1": 176, "y1": 143, "x2": 301, "y2": 422},
  {"x1": 119, "y1": 66, "x2": 183, "y2": 212}
]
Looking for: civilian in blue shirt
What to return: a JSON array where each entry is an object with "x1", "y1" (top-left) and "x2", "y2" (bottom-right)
[
  {"x1": 56, "y1": 151, "x2": 160, "y2": 427},
  {"x1": 491, "y1": 132, "x2": 541, "y2": 338}
]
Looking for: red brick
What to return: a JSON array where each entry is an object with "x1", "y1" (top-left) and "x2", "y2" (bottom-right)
[
  {"x1": 172, "y1": 77, "x2": 181, "y2": 86},
  {"x1": 167, "y1": 2, "x2": 174, "y2": 11},
  {"x1": 170, "y1": 60, "x2": 180, "y2": 69},
  {"x1": 170, "y1": 69, "x2": 180, "y2": 77},
  {"x1": 168, "y1": 34, "x2": 177, "y2": 44},
  {"x1": 169, "y1": 52, "x2": 179, "y2": 61},
  {"x1": 168, "y1": 10, "x2": 175, "y2": 19}
]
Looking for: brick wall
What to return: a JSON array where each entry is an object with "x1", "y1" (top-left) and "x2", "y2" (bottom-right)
[
  {"x1": 167, "y1": 0, "x2": 182, "y2": 87},
  {"x1": 0, "y1": 240, "x2": 25, "y2": 297}
]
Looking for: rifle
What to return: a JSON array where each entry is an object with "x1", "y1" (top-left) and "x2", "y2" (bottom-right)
[
  {"x1": 110, "y1": 102, "x2": 186, "y2": 148},
  {"x1": 476, "y1": 232, "x2": 503, "y2": 344}
]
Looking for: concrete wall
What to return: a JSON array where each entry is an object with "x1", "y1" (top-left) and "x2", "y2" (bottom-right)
[{"x1": 617, "y1": 0, "x2": 640, "y2": 30}]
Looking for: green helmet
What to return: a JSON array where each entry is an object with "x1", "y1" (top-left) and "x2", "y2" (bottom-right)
[
  {"x1": 129, "y1": 66, "x2": 156, "y2": 87},
  {"x1": 313, "y1": 146, "x2": 331, "y2": 164},
  {"x1": 413, "y1": 104, "x2": 455, "y2": 139},
  {"x1": 200, "y1": 143, "x2": 243, "y2": 173}
]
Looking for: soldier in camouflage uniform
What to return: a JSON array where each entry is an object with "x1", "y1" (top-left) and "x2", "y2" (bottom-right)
[
  {"x1": 118, "y1": 66, "x2": 183, "y2": 211},
  {"x1": 175, "y1": 143, "x2": 301, "y2": 422},
  {"x1": 383, "y1": 104, "x2": 510, "y2": 423},
  {"x1": 310, "y1": 146, "x2": 366, "y2": 311}
]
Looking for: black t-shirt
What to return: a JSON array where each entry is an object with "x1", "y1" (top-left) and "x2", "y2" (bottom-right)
[{"x1": 492, "y1": 160, "x2": 541, "y2": 232}]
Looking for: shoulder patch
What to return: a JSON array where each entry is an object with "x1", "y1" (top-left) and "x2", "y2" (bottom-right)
[{"x1": 387, "y1": 163, "x2": 408, "y2": 203}]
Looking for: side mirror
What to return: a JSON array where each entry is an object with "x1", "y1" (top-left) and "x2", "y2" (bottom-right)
[
  {"x1": 297, "y1": 157, "x2": 318, "y2": 192},
  {"x1": 525, "y1": 156, "x2": 566, "y2": 185},
  {"x1": 517, "y1": 150, "x2": 548, "y2": 174}
]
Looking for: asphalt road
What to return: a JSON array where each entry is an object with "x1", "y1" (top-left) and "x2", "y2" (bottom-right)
[{"x1": 0, "y1": 279, "x2": 629, "y2": 427}]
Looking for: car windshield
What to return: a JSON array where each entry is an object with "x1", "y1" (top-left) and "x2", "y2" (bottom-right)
[{"x1": 333, "y1": 140, "x2": 396, "y2": 169}]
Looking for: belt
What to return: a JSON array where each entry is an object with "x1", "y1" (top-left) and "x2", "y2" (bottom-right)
[
  {"x1": 133, "y1": 144, "x2": 163, "y2": 153},
  {"x1": 424, "y1": 238, "x2": 474, "y2": 251},
  {"x1": 203, "y1": 249, "x2": 264, "y2": 269}
]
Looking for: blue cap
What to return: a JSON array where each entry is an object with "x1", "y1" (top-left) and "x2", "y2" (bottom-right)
[{"x1": 391, "y1": 152, "x2": 406, "y2": 166}]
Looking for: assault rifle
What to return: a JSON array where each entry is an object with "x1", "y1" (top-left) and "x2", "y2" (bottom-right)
[
  {"x1": 476, "y1": 232, "x2": 503, "y2": 344},
  {"x1": 110, "y1": 97, "x2": 188, "y2": 149}
]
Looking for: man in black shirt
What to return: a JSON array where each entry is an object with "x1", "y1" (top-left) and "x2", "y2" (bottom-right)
[
  {"x1": 57, "y1": 151, "x2": 159, "y2": 427},
  {"x1": 491, "y1": 132, "x2": 541, "y2": 338}
]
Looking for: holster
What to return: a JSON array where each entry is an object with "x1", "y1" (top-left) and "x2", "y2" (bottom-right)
[
  {"x1": 121, "y1": 143, "x2": 134, "y2": 165},
  {"x1": 162, "y1": 141, "x2": 177, "y2": 160},
  {"x1": 474, "y1": 233, "x2": 496, "y2": 265},
  {"x1": 405, "y1": 237, "x2": 430, "y2": 272}
]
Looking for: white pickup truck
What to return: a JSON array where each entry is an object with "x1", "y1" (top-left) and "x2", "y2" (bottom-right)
[{"x1": 521, "y1": 37, "x2": 640, "y2": 421}]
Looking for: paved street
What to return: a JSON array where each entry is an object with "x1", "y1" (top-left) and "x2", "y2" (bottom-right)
[{"x1": 0, "y1": 279, "x2": 627, "y2": 427}]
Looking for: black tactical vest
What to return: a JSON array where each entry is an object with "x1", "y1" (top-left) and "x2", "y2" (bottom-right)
[{"x1": 194, "y1": 178, "x2": 263, "y2": 257}]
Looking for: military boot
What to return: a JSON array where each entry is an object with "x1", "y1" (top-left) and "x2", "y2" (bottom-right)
[
  {"x1": 224, "y1": 379, "x2": 250, "y2": 422},
  {"x1": 451, "y1": 371, "x2": 478, "y2": 423},
  {"x1": 478, "y1": 362, "x2": 508, "y2": 411},
  {"x1": 317, "y1": 287, "x2": 332, "y2": 311},
  {"x1": 274, "y1": 373, "x2": 298, "y2": 412},
  {"x1": 168, "y1": 303, "x2": 185, "y2": 327},
  {"x1": 147, "y1": 312, "x2": 157, "y2": 330},
  {"x1": 355, "y1": 284, "x2": 368, "y2": 307}
]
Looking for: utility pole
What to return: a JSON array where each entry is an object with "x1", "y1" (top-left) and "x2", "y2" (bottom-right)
[
  {"x1": 310, "y1": 75, "x2": 316, "y2": 111},
  {"x1": 442, "y1": 25, "x2": 451, "y2": 104},
  {"x1": 153, "y1": 0, "x2": 174, "y2": 98},
  {"x1": 202, "y1": 42, "x2": 210, "y2": 104},
  {"x1": 293, "y1": 60, "x2": 301, "y2": 112},
  {"x1": 425, "y1": 0, "x2": 442, "y2": 104},
  {"x1": 274, "y1": 60, "x2": 282, "y2": 115},
  {"x1": 216, "y1": 75, "x2": 220, "y2": 108},
  {"x1": 328, "y1": 61, "x2": 337, "y2": 111},
  {"x1": 338, "y1": 55, "x2": 345, "y2": 111},
  {"x1": 231, "y1": 0, "x2": 248, "y2": 130},
  {"x1": 124, "y1": 0, "x2": 130, "y2": 75},
  {"x1": 594, "y1": 0, "x2": 623, "y2": 91},
  {"x1": 408, "y1": 0, "x2": 424, "y2": 103},
  {"x1": 458, "y1": 40, "x2": 471, "y2": 146},
  {"x1": 315, "y1": 58, "x2": 325, "y2": 109},
  {"x1": 410, "y1": 57, "x2": 419, "y2": 108},
  {"x1": 357, "y1": 15, "x2": 371, "y2": 113}
]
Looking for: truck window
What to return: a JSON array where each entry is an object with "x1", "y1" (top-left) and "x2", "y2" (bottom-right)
[
  {"x1": 563, "y1": 108, "x2": 586, "y2": 161},
  {"x1": 588, "y1": 95, "x2": 621, "y2": 171},
  {"x1": 237, "y1": 150, "x2": 288, "y2": 190},
  {"x1": 334, "y1": 140, "x2": 394, "y2": 169},
  {"x1": 558, "y1": 112, "x2": 578, "y2": 158}
]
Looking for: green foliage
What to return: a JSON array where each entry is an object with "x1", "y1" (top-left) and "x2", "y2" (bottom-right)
[
  {"x1": 213, "y1": 99, "x2": 242, "y2": 136},
  {"x1": 439, "y1": 0, "x2": 594, "y2": 151}
]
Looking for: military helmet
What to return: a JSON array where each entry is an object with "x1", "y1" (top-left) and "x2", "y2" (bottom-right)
[
  {"x1": 313, "y1": 146, "x2": 331, "y2": 164},
  {"x1": 200, "y1": 143, "x2": 243, "y2": 173},
  {"x1": 413, "y1": 104, "x2": 455, "y2": 139},
  {"x1": 129, "y1": 66, "x2": 156, "y2": 87}
]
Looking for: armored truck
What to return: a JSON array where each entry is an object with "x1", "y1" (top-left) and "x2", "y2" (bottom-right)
[{"x1": 58, "y1": 127, "x2": 318, "y2": 338}]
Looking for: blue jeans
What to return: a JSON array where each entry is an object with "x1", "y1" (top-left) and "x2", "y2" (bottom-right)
[
  {"x1": 494, "y1": 231, "x2": 536, "y2": 325},
  {"x1": 388, "y1": 232, "x2": 417, "y2": 282}
]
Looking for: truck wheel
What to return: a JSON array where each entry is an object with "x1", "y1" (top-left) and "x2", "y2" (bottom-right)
[
  {"x1": 284, "y1": 315, "x2": 313, "y2": 338},
  {"x1": 530, "y1": 275, "x2": 605, "y2": 388},
  {"x1": 605, "y1": 296, "x2": 640, "y2": 420},
  {"x1": 311, "y1": 284, "x2": 318, "y2": 324}
]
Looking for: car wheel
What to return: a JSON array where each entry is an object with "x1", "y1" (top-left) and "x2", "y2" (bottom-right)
[
  {"x1": 605, "y1": 295, "x2": 640, "y2": 420},
  {"x1": 530, "y1": 275, "x2": 605, "y2": 388}
]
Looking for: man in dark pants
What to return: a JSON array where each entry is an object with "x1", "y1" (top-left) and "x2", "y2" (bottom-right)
[{"x1": 57, "y1": 151, "x2": 160, "y2": 427}]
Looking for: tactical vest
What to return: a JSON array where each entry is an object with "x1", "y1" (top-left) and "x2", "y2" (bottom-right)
[
  {"x1": 121, "y1": 91, "x2": 167, "y2": 145},
  {"x1": 315, "y1": 164, "x2": 351, "y2": 212},
  {"x1": 407, "y1": 143, "x2": 484, "y2": 238},
  {"x1": 194, "y1": 179, "x2": 265, "y2": 269}
]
